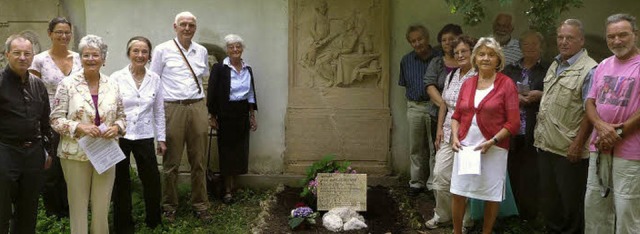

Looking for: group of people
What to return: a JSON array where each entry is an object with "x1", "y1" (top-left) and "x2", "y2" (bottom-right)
[
  {"x1": 399, "y1": 12, "x2": 640, "y2": 234},
  {"x1": 0, "y1": 11, "x2": 258, "y2": 234}
]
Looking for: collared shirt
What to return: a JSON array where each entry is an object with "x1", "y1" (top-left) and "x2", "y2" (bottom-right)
[
  {"x1": 223, "y1": 57, "x2": 255, "y2": 103},
  {"x1": 0, "y1": 66, "x2": 51, "y2": 141},
  {"x1": 29, "y1": 51, "x2": 82, "y2": 108},
  {"x1": 399, "y1": 49, "x2": 437, "y2": 101},
  {"x1": 554, "y1": 49, "x2": 594, "y2": 101},
  {"x1": 149, "y1": 38, "x2": 209, "y2": 101},
  {"x1": 502, "y1": 38, "x2": 523, "y2": 66},
  {"x1": 112, "y1": 65, "x2": 166, "y2": 141}
]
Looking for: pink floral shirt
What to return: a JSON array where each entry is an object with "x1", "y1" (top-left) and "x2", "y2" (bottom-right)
[
  {"x1": 29, "y1": 50, "x2": 81, "y2": 108},
  {"x1": 441, "y1": 68, "x2": 476, "y2": 143}
]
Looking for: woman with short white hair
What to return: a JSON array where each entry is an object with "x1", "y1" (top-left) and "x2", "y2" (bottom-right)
[
  {"x1": 50, "y1": 34, "x2": 126, "y2": 234},
  {"x1": 207, "y1": 34, "x2": 258, "y2": 204}
]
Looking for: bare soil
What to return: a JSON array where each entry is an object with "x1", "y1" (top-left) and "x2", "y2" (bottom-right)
[{"x1": 260, "y1": 186, "x2": 411, "y2": 233}]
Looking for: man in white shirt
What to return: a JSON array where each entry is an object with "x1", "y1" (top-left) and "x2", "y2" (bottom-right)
[
  {"x1": 493, "y1": 13, "x2": 523, "y2": 65},
  {"x1": 149, "y1": 11, "x2": 211, "y2": 223}
]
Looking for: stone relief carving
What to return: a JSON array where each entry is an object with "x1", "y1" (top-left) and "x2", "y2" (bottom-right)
[
  {"x1": 296, "y1": 0, "x2": 382, "y2": 88},
  {"x1": 287, "y1": 0, "x2": 390, "y2": 174}
]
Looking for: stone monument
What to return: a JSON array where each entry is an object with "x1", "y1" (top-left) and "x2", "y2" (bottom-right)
[{"x1": 286, "y1": 0, "x2": 390, "y2": 174}]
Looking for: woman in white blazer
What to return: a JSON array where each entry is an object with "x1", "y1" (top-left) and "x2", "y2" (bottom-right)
[{"x1": 111, "y1": 36, "x2": 166, "y2": 232}]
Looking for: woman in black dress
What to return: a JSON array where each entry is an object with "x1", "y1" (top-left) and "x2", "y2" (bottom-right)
[{"x1": 207, "y1": 34, "x2": 258, "y2": 203}]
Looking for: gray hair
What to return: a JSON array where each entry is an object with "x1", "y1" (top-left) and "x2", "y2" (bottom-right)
[
  {"x1": 471, "y1": 37, "x2": 506, "y2": 72},
  {"x1": 606, "y1": 13, "x2": 637, "y2": 31},
  {"x1": 224, "y1": 34, "x2": 245, "y2": 48},
  {"x1": 406, "y1": 24, "x2": 429, "y2": 42},
  {"x1": 519, "y1": 30, "x2": 545, "y2": 52},
  {"x1": 560, "y1": 19, "x2": 585, "y2": 39},
  {"x1": 174, "y1": 11, "x2": 197, "y2": 24},
  {"x1": 4, "y1": 34, "x2": 33, "y2": 53},
  {"x1": 78, "y1": 35, "x2": 108, "y2": 60}
]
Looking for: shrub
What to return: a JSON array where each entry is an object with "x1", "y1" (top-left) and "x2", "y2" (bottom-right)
[{"x1": 299, "y1": 154, "x2": 356, "y2": 200}]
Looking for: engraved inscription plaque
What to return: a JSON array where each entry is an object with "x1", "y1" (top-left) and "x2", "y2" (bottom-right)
[{"x1": 316, "y1": 173, "x2": 367, "y2": 211}]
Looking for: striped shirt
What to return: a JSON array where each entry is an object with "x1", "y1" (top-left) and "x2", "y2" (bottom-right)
[
  {"x1": 399, "y1": 50, "x2": 437, "y2": 101},
  {"x1": 503, "y1": 39, "x2": 523, "y2": 66}
]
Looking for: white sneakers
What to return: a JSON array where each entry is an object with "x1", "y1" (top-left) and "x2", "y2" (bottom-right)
[{"x1": 425, "y1": 216, "x2": 450, "y2": 229}]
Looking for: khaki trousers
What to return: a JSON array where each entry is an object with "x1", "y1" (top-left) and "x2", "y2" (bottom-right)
[
  {"x1": 585, "y1": 152, "x2": 640, "y2": 234},
  {"x1": 162, "y1": 100, "x2": 209, "y2": 212},
  {"x1": 406, "y1": 101, "x2": 435, "y2": 189},
  {"x1": 60, "y1": 158, "x2": 115, "y2": 234}
]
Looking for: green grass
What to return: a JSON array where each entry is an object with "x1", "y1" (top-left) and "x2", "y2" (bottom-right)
[{"x1": 35, "y1": 169, "x2": 273, "y2": 234}]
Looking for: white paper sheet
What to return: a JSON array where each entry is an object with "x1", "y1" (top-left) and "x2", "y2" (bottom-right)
[
  {"x1": 457, "y1": 146, "x2": 481, "y2": 175},
  {"x1": 77, "y1": 124, "x2": 125, "y2": 174}
]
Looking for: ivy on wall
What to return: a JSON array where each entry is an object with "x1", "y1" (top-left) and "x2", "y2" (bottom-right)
[{"x1": 445, "y1": 0, "x2": 583, "y2": 34}]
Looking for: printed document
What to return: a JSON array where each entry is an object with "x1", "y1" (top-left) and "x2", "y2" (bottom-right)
[{"x1": 457, "y1": 146, "x2": 481, "y2": 175}]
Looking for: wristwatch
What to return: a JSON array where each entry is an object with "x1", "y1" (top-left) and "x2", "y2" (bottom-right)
[{"x1": 615, "y1": 125, "x2": 624, "y2": 138}]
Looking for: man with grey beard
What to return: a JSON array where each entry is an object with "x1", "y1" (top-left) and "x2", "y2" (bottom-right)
[
  {"x1": 584, "y1": 13, "x2": 640, "y2": 233},
  {"x1": 492, "y1": 13, "x2": 522, "y2": 65}
]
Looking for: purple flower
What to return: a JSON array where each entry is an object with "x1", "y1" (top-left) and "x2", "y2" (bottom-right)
[{"x1": 292, "y1": 207, "x2": 315, "y2": 218}]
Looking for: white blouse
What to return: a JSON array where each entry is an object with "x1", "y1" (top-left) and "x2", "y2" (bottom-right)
[
  {"x1": 112, "y1": 66, "x2": 166, "y2": 141},
  {"x1": 223, "y1": 57, "x2": 256, "y2": 103}
]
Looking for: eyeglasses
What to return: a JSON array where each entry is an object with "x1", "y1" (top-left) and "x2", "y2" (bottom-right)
[
  {"x1": 81, "y1": 54, "x2": 102, "y2": 60},
  {"x1": 53, "y1": 31, "x2": 72, "y2": 36},
  {"x1": 454, "y1": 49, "x2": 470, "y2": 56},
  {"x1": 177, "y1": 22, "x2": 196, "y2": 29},
  {"x1": 22, "y1": 86, "x2": 32, "y2": 105},
  {"x1": 595, "y1": 148, "x2": 614, "y2": 198},
  {"x1": 227, "y1": 44, "x2": 243, "y2": 50},
  {"x1": 10, "y1": 51, "x2": 33, "y2": 58}
]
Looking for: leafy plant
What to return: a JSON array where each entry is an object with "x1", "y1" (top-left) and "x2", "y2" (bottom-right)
[
  {"x1": 288, "y1": 206, "x2": 319, "y2": 229},
  {"x1": 444, "y1": 0, "x2": 584, "y2": 34},
  {"x1": 299, "y1": 154, "x2": 356, "y2": 199}
]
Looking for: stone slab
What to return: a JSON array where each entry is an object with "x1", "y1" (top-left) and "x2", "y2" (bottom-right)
[{"x1": 316, "y1": 173, "x2": 367, "y2": 211}]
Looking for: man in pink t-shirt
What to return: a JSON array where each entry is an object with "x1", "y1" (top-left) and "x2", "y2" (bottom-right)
[{"x1": 584, "y1": 13, "x2": 640, "y2": 233}]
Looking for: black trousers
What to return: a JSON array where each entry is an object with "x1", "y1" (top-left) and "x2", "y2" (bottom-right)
[
  {"x1": 112, "y1": 138, "x2": 161, "y2": 233},
  {"x1": 508, "y1": 135, "x2": 539, "y2": 220},
  {"x1": 537, "y1": 149, "x2": 588, "y2": 234},
  {"x1": 42, "y1": 131, "x2": 69, "y2": 218},
  {"x1": 0, "y1": 141, "x2": 46, "y2": 234}
]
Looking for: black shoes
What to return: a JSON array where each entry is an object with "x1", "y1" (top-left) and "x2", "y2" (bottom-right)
[{"x1": 409, "y1": 187, "x2": 424, "y2": 196}]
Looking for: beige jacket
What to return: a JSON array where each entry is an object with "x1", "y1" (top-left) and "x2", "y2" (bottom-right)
[
  {"x1": 50, "y1": 71, "x2": 126, "y2": 161},
  {"x1": 534, "y1": 50, "x2": 597, "y2": 157}
]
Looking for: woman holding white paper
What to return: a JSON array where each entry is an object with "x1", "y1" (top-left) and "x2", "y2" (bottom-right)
[
  {"x1": 50, "y1": 35, "x2": 126, "y2": 234},
  {"x1": 449, "y1": 37, "x2": 520, "y2": 234}
]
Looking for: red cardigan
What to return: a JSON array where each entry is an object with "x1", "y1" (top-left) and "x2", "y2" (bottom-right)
[{"x1": 451, "y1": 72, "x2": 520, "y2": 149}]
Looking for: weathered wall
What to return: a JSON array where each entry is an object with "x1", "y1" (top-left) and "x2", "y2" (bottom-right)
[{"x1": 82, "y1": 0, "x2": 289, "y2": 174}]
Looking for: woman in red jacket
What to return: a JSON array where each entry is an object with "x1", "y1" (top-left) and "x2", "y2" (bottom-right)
[{"x1": 449, "y1": 37, "x2": 520, "y2": 234}]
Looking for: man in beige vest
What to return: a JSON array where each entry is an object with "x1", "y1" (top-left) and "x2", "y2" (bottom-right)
[{"x1": 534, "y1": 19, "x2": 597, "y2": 233}]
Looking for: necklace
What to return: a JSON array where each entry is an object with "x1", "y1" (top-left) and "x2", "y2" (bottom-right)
[{"x1": 129, "y1": 66, "x2": 145, "y2": 87}]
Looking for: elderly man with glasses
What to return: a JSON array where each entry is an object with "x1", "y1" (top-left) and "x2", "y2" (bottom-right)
[{"x1": 0, "y1": 34, "x2": 53, "y2": 234}]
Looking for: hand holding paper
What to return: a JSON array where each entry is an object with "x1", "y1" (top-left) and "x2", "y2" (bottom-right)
[{"x1": 457, "y1": 146, "x2": 481, "y2": 175}]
